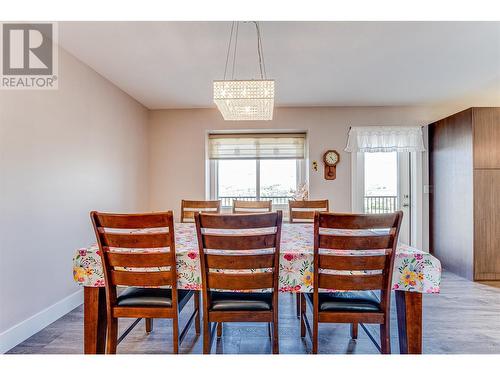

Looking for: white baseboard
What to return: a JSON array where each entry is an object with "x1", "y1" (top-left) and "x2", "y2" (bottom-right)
[{"x1": 0, "y1": 289, "x2": 83, "y2": 353}]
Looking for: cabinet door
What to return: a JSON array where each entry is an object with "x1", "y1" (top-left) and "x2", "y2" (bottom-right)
[
  {"x1": 429, "y1": 109, "x2": 475, "y2": 279},
  {"x1": 474, "y1": 169, "x2": 500, "y2": 280},
  {"x1": 473, "y1": 108, "x2": 500, "y2": 169}
]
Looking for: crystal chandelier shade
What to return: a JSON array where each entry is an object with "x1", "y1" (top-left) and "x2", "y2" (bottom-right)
[
  {"x1": 213, "y1": 80, "x2": 274, "y2": 121},
  {"x1": 213, "y1": 22, "x2": 275, "y2": 121}
]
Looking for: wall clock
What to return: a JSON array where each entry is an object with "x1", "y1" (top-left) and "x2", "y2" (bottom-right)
[{"x1": 323, "y1": 150, "x2": 340, "y2": 180}]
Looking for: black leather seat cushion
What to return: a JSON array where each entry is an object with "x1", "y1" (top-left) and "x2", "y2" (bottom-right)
[
  {"x1": 306, "y1": 291, "x2": 381, "y2": 312},
  {"x1": 210, "y1": 292, "x2": 273, "y2": 311},
  {"x1": 117, "y1": 287, "x2": 193, "y2": 310}
]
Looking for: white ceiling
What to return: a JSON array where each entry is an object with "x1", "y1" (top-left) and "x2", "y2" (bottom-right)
[{"x1": 58, "y1": 21, "x2": 500, "y2": 109}]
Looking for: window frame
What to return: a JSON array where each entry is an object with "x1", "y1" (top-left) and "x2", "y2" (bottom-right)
[{"x1": 209, "y1": 158, "x2": 306, "y2": 210}]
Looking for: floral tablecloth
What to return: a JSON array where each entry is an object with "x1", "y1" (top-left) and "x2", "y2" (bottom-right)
[{"x1": 73, "y1": 223, "x2": 441, "y2": 294}]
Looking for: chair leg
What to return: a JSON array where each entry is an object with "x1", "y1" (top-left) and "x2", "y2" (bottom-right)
[
  {"x1": 295, "y1": 293, "x2": 301, "y2": 319},
  {"x1": 106, "y1": 317, "x2": 118, "y2": 354},
  {"x1": 203, "y1": 321, "x2": 211, "y2": 354},
  {"x1": 350, "y1": 323, "x2": 358, "y2": 339},
  {"x1": 145, "y1": 318, "x2": 153, "y2": 334},
  {"x1": 312, "y1": 314, "x2": 319, "y2": 354},
  {"x1": 172, "y1": 316, "x2": 179, "y2": 354},
  {"x1": 217, "y1": 322, "x2": 223, "y2": 337},
  {"x1": 272, "y1": 322, "x2": 279, "y2": 354},
  {"x1": 300, "y1": 293, "x2": 306, "y2": 338},
  {"x1": 194, "y1": 291, "x2": 201, "y2": 335},
  {"x1": 380, "y1": 324, "x2": 391, "y2": 354}
]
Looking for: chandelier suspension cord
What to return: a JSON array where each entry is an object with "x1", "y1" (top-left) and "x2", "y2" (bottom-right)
[
  {"x1": 223, "y1": 21, "x2": 267, "y2": 80},
  {"x1": 253, "y1": 21, "x2": 267, "y2": 80},
  {"x1": 223, "y1": 21, "x2": 235, "y2": 81},
  {"x1": 231, "y1": 22, "x2": 239, "y2": 80}
]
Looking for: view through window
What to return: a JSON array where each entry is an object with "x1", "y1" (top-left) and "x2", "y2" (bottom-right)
[{"x1": 217, "y1": 159, "x2": 298, "y2": 207}]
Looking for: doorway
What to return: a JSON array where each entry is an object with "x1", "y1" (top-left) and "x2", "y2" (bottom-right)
[{"x1": 352, "y1": 151, "x2": 412, "y2": 244}]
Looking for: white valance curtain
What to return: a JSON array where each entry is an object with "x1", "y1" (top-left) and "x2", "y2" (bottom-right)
[
  {"x1": 345, "y1": 126, "x2": 425, "y2": 153},
  {"x1": 208, "y1": 133, "x2": 306, "y2": 159}
]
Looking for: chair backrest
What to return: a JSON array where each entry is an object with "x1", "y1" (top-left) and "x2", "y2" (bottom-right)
[
  {"x1": 181, "y1": 200, "x2": 221, "y2": 223},
  {"x1": 195, "y1": 212, "x2": 282, "y2": 304},
  {"x1": 232, "y1": 200, "x2": 272, "y2": 213},
  {"x1": 289, "y1": 199, "x2": 329, "y2": 223},
  {"x1": 90, "y1": 211, "x2": 177, "y2": 306},
  {"x1": 313, "y1": 211, "x2": 403, "y2": 311}
]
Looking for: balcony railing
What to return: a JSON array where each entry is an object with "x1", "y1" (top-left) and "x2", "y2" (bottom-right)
[
  {"x1": 364, "y1": 195, "x2": 398, "y2": 214},
  {"x1": 219, "y1": 196, "x2": 293, "y2": 207},
  {"x1": 219, "y1": 195, "x2": 398, "y2": 213}
]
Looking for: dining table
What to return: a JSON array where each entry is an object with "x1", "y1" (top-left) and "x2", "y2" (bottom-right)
[{"x1": 73, "y1": 222, "x2": 442, "y2": 354}]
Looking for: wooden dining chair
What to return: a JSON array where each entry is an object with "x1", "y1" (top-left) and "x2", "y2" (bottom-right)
[
  {"x1": 181, "y1": 200, "x2": 221, "y2": 223},
  {"x1": 194, "y1": 211, "x2": 283, "y2": 354},
  {"x1": 289, "y1": 199, "x2": 329, "y2": 223},
  {"x1": 289, "y1": 199, "x2": 330, "y2": 320},
  {"x1": 90, "y1": 211, "x2": 200, "y2": 354},
  {"x1": 302, "y1": 211, "x2": 403, "y2": 354},
  {"x1": 232, "y1": 199, "x2": 272, "y2": 213}
]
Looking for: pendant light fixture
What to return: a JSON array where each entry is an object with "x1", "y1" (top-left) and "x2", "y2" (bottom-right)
[{"x1": 213, "y1": 21, "x2": 275, "y2": 121}]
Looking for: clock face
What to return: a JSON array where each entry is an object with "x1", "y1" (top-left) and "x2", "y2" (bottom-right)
[{"x1": 325, "y1": 151, "x2": 339, "y2": 166}]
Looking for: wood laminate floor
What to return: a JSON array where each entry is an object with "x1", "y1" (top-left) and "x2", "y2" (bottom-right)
[{"x1": 7, "y1": 271, "x2": 500, "y2": 354}]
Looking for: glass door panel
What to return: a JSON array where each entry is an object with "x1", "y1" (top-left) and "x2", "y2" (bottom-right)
[{"x1": 362, "y1": 152, "x2": 410, "y2": 243}]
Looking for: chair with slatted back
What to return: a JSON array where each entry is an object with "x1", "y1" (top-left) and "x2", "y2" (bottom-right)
[
  {"x1": 289, "y1": 200, "x2": 330, "y2": 320},
  {"x1": 232, "y1": 200, "x2": 272, "y2": 213},
  {"x1": 90, "y1": 211, "x2": 200, "y2": 354},
  {"x1": 181, "y1": 200, "x2": 221, "y2": 223},
  {"x1": 194, "y1": 211, "x2": 282, "y2": 354},
  {"x1": 289, "y1": 199, "x2": 329, "y2": 223},
  {"x1": 301, "y1": 211, "x2": 403, "y2": 354}
]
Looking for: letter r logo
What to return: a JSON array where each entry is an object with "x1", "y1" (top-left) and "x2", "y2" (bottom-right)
[{"x1": 2, "y1": 23, "x2": 53, "y2": 75}]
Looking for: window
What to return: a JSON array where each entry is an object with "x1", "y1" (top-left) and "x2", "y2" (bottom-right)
[
  {"x1": 208, "y1": 133, "x2": 306, "y2": 208},
  {"x1": 217, "y1": 159, "x2": 257, "y2": 199}
]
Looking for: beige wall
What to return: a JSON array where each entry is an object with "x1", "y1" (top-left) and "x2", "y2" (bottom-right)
[
  {"x1": 0, "y1": 47, "x2": 149, "y2": 336},
  {"x1": 148, "y1": 106, "x2": 446, "y2": 224}
]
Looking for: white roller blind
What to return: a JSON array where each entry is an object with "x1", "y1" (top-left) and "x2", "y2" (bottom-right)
[
  {"x1": 345, "y1": 126, "x2": 425, "y2": 153},
  {"x1": 208, "y1": 133, "x2": 306, "y2": 159}
]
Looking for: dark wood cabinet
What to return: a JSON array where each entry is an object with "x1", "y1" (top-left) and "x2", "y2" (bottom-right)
[{"x1": 429, "y1": 107, "x2": 500, "y2": 281}]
